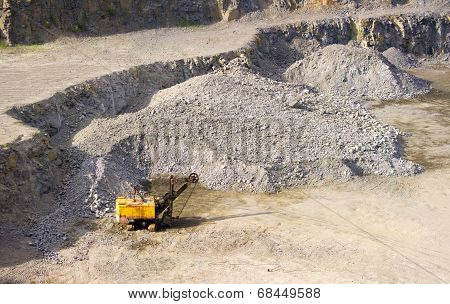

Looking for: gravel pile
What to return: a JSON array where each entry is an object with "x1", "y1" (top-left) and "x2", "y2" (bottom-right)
[
  {"x1": 73, "y1": 67, "x2": 421, "y2": 193},
  {"x1": 284, "y1": 44, "x2": 430, "y2": 100},
  {"x1": 382, "y1": 47, "x2": 419, "y2": 70}
]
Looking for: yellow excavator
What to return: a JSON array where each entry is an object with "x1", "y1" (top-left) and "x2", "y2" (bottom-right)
[{"x1": 115, "y1": 173, "x2": 199, "y2": 231}]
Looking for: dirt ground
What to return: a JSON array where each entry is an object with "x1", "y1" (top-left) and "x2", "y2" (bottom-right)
[{"x1": 0, "y1": 66, "x2": 448, "y2": 284}]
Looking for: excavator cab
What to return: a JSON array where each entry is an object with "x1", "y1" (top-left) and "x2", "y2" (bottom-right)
[{"x1": 115, "y1": 173, "x2": 199, "y2": 231}]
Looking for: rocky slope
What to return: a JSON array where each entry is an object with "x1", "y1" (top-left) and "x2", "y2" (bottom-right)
[
  {"x1": 72, "y1": 66, "x2": 422, "y2": 194},
  {"x1": 1, "y1": 0, "x2": 448, "y2": 45},
  {"x1": 284, "y1": 44, "x2": 430, "y2": 100},
  {"x1": 382, "y1": 47, "x2": 419, "y2": 69}
]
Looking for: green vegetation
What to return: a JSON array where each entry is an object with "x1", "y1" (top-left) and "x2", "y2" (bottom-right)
[
  {"x1": 44, "y1": 15, "x2": 57, "y2": 28},
  {"x1": 80, "y1": 15, "x2": 88, "y2": 30},
  {"x1": 350, "y1": 19, "x2": 359, "y2": 42},
  {"x1": 107, "y1": 3, "x2": 116, "y2": 17},
  {"x1": 0, "y1": 41, "x2": 46, "y2": 54},
  {"x1": 178, "y1": 18, "x2": 201, "y2": 28}
]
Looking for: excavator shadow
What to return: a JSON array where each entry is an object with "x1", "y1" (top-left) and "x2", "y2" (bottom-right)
[{"x1": 169, "y1": 212, "x2": 274, "y2": 229}]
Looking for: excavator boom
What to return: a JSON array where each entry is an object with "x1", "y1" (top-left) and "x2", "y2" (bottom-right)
[{"x1": 115, "y1": 172, "x2": 199, "y2": 232}]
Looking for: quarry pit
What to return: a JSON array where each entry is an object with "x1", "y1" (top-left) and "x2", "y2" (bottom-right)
[{"x1": 0, "y1": 1, "x2": 449, "y2": 283}]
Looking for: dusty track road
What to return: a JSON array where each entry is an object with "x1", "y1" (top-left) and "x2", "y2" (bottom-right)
[{"x1": 1, "y1": 67, "x2": 448, "y2": 284}]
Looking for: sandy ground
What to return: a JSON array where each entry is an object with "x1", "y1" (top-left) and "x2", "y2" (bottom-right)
[{"x1": 0, "y1": 67, "x2": 448, "y2": 284}]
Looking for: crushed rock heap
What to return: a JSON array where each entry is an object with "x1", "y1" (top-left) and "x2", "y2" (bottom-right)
[
  {"x1": 73, "y1": 67, "x2": 421, "y2": 193},
  {"x1": 284, "y1": 44, "x2": 430, "y2": 100},
  {"x1": 382, "y1": 47, "x2": 419, "y2": 70}
]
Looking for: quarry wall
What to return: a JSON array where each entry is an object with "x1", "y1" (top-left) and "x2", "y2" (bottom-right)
[{"x1": 0, "y1": 0, "x2": 423, "y2": 45}]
